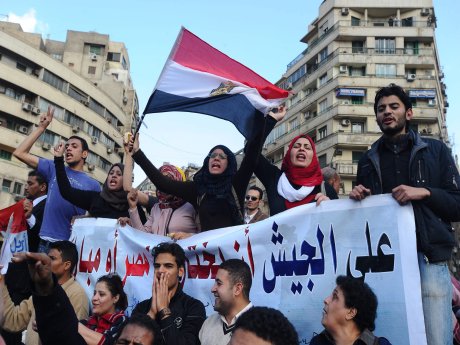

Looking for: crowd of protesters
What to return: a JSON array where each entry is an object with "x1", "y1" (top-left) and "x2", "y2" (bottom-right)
[{"x1": 0, "y1": 83, "x2": 459, "y2": 345}]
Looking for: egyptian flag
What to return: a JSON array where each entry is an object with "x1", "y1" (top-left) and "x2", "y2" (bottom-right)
[{"x1": 143, "y1": 28, "x2": 289, "y2": 139}]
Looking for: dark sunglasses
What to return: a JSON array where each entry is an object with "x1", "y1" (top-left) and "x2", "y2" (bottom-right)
[
  {"x1": 245, "y1": 195, "x2": 258, "y2": 201},
  {"x1": 208, "y1": 152, "x2": 227, "y2": 160}
]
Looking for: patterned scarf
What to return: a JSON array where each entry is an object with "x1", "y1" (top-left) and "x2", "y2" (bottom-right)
[
  {"x1": 100, "y1": 163, "x2": 129, "y2": 211},
  {"x1": 280, "y1": 134, "x2": 323, "y2": 209},
  {"x1": 157, "y1": 165, "x2": 186, "y2": 210}
]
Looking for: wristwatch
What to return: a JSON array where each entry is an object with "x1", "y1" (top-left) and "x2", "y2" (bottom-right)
[{"x1": 158, "y1": 307, "x2": 172, "y2": 319}]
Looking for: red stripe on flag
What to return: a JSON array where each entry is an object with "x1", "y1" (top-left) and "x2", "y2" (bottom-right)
[{"x1": 171, "y1": 28, "x2": 289, "y2": 100}]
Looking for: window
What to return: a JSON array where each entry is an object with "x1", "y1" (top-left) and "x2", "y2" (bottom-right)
[
  {"x1": 43, "y1": 70, "x2": 67, "y2": 92},
  {"x1": 352, "y1": 151, "x2": 364, "y2": 163},
  {"x1": 405, "y1": 41, "x2": 419, "y2": 55},
  {"x1": 2, "y1": 179, "x2": 11, "y2": 192},
  {"x1": 107, "y1": 52, "x2": 121, "y2": 62},
  {"x1": 351, "y1": 16, "x2": 360, "y2": 26},
  {"x1": 16, "y1": 62, "x2": 27, "y2": 72},
  {"x1": 319, "y1": 99, "x2": 328, "y2": 113},
  {"x1": 318, "y1": 154, "x2": 327, "y2": 168},
  {"x1": 401, "y1": 17, "x2": 413, "y2": 27},
  {"x1": 351, "y1": 97, "x2": 364, "y2": 105},
  {"x1": 39, "y1": 130, "x2": 59, "y2": 145},
  {"x1": 319, "y1": 21, "x2": 329, "y2": 36},
  {"x1": 89, "y1": 45, "x2": 103, "y2": 55},
  {"x1": 319, "y1": 73, "x2": 328, "y2": 86},
  {"x1": 273, "y1": 122, "x2": 286, "y2": 140},
  {"x1": 319, "y1": 47, "x2": 328, "y2": 62},
  {"x1": 51, "y1": 53, "x2": 63, "y2": 61},
  {"x1": 350, "y1": 66, "x2": 365, "y2": 76},
  {"x1": 351, "y1": 122, "x2": 364, "y2": 133},
  {"x1": 376, "y1": 64, "x2": 396, "y2": 77},
  {"x1": 376, "y1": 38, "x2": 396, "y2": 54},
  {"x1": 13, "y1": 182, "x2": 23, "y2": 195},
  {"x1": 88, "y1": 66, "x2": 96, "y2": 75},
  {"x1": 68, "y1": 85, "x2": 88, "y2": 103},
  {"x1": 287, "y1": 64, "x2": 307, "y2": 85},
  {"x1": 318, "y1": 126, "x2": 327, "y2": 140},
  {"x1": 352, "y1": 41, "x2": 364, "y2": 54},
  {"x1": 121, "y1": 56, "x2": 128, "y2": 70},
  {"x1": 0, "y1": 149, "x2": 12, "y2": 161},
  {"x1": 87, "y1": 124, "x2": 101, "y2": 139},
  {"x1": 288, "y1": 117, "x2": 299, "y2": 132}
]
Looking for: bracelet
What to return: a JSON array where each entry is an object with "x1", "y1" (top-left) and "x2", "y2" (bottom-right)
[{"x1": 158, "y1": 307, "x2": 172, "y2": 319}]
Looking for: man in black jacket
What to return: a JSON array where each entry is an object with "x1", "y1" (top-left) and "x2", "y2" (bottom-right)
[
  {"x1": 132, "y1": 242, "x2": 206, "y2": 345},
  {"x1": 349, "y1": 84, "x2": 460, "y2": 345}
]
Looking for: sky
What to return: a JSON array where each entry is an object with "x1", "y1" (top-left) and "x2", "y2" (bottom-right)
[{"x1": 3, "y1": 0, "x2": 459, "y2": 184}]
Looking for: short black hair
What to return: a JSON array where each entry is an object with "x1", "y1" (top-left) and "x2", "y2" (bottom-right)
[
  {"x1": 49, "y1": 240, "x2": 78, "y2": 272},
  {"x1": 28, "y1": 170, "x2": 48, "y2": 193},
  {"x1": 97, "y1": 273, "x2": 128, "y2": 311},
  {"x1": 248, "y1": 185, "x2": 263, "y2": 200},
  {"x1": 219, "y1": 259, "x2": 252, "y2": 300},
  {"x1": 152, "y1": 242, "x2": 186, "y2": 269},
  {"x1": 337, "y1": 275, "x2": 378, "y2": 332},
  {"x1": 68, "y1": 135, "x2": 89, "y2": 152},
  {"x1": 374, "y1": 84, "x2": 412, "y2": 132},
  {"x1": 234, "y1": 307, "x2": 298, "y2": 345},
  {"x1": 117, "y1": 314, "x2": 162, "y2": 345}
]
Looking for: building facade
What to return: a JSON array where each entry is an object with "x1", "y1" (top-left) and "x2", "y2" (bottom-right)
[
  {"x1": 264, "y1": 0, "x2": 448, "y2": 197},
  {"x1": 0, "y1": 22, "x2": 138, "y2": 208}
]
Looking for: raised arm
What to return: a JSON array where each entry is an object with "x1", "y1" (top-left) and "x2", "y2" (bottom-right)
[
  {"x1": 123, "y1": 142, "x2": 149, "y2": 206},
  {"x1": 53, "y1": 142, "x2": 96, "y2": 211},
  {"x1": 128, "y1": 134, "x2": 197, "y2": 205},
  {"x1": 13, "y1": 106, "x2": 54, "y2": 168}
]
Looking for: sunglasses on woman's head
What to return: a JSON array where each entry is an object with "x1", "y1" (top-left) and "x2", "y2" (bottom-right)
[
  {"x1": 245, "y1": 195, "x2": 258, "y2": 201},
  {"x1": 208, "y1": 152, "x2": 227, "y2": 160}
]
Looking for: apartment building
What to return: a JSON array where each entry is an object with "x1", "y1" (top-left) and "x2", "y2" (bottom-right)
[
  {"x1": 0, "y1": 21, "x2": 139, "y2": 208},
  {"x1": 265, "y1": 0, "x2": 448, "y2": 196}
]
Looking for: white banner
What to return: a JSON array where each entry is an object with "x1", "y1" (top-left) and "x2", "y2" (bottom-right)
[{"x1": 71, "y1": 194, "x2": 426, "y2": 345}]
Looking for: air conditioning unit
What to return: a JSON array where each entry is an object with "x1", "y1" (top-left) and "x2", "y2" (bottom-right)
[
  {"x1": 286, "y1": 83, "x2": 293, "y2": 90},
  {"x1": 22, "y1": 103, "x2": 33, "y2": 112},
  {"x1": 406, "y1": 74, "x2": 416, "y2": 81},
  {"x1": 72, "y1": 125, "x2": 80, "y2": 133},
  {"x1": 428, "y1": 99, "x2": 436, "y2": 106},
  {"x1": 80, "y1": 99, "x2": 89, "y2": 106},
  {"x1": 18, "y1": 125, "x2": 28, "y2": 134},
  {"x1": 31, "y1": 107, "x2": 41, "y2": 115},
  {"x1": 42, "y1": 143, "x2": 51, "y2": 151},
  {"x1": 304, "y1": 111, "x2": 311, "y2": 120},
  {"x1": 342, "y1": 100, "x2": 350, "y2": 105},
  {"x1": 106, "y1": 117, "x2": 112, "y2": 123},
  {"x1": 32, "y1": 69, "x2": 40, "y2": 77},
  {"x1": 88, "y1": 164, "x2": 95, "y2": 171},
  {"x1": 341, "y1": 7, "x2": 349, "y2": 16},
  {"x1": 91, "y1": 136, "x2": 98, "y2": 144},
  {"x1": 107, "y1": 147, "x2": 113, "y2": 154},
  {"x1": 420, "y1": 8, "x2": 430, "y2": 16},
  {"x1": 339, "y1": 65, "x2": 348, "y2": 73},
  {"x1": 427, "y1": 128, "x2": 432, "y2": 134},
  {"x1": 341, "y1": 119, "x2": 350, "y2": 126},
  {"x1": 90, "y1": 53, "x2": 98, "y2": 61}
]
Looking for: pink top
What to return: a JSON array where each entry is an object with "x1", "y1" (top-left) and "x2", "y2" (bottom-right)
[{"x1": 129, "y1": 202, "x2": 198, "y2": 236}]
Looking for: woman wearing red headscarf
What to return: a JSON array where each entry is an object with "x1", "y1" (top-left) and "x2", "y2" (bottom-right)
[
  {"x1": 125, "y1": 164, "x2": 198, "y2": 239},
  {"x1": 254, "y1": 134, "x2": 337, "y2": 215}
]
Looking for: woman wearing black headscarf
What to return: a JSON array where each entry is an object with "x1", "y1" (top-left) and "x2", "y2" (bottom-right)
[
  {"x1": 128, "y1": 109, "x2": 285, "y2": 231},
  {"x1": 53, "y1": 142, "x2": 146, "y2": 220}
]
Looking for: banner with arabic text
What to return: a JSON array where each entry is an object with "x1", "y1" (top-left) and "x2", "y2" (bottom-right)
[{"x1": 72, "y1": 194, "x2": 425, "y2": 345}]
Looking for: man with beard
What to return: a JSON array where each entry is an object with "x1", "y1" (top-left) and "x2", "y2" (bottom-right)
[
  {"x1": 199, "y1": 259, "x2": 252, "y2": 345},
  {"x1": 13, "y1": 107, "x2": 100, "y2": 252},
  {"x1": 132, "y1": 242, "x2": 205, "y2": 345},
  {"x1": 349, "y1": 84, "x2": 460, "y2": 345}
]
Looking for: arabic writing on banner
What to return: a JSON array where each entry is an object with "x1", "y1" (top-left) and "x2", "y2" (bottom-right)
[
  {"x1": 71, "y1": 195, "x2": 426, "y2": 345},
  {"x1": 0, "y1": 201, "x2": 29, "y2": 274}
]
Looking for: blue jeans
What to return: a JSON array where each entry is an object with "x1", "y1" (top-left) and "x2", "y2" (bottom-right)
[{"x1": 418, "y1": 253, "x2": 452, "y2": 345}]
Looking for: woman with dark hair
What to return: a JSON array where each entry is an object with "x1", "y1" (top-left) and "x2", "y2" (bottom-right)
[
  {"x1": 78, "y1": 273, "x2": 128, "y2": 345},
  {"x1": 53, "y1": 142, "x2": 146, "y2": 221},
  {"x1": 310, "y1": 275, "x2": 392, "y2": 345},
  {"x1": 127, "y1": 109, "x2": 285, "y2": 231},
  {"x1": 254, "y1": 134, "x2": 337, "y2": 215}
]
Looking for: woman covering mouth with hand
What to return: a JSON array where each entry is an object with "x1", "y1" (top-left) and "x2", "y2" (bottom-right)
[{"x1": 53, "y1": 141, "x2": 147, "y2": 220}]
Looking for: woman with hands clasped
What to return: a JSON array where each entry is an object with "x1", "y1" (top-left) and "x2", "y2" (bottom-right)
[{"x1": 118, "y1": 143, "x2": 197, "y2": 240}]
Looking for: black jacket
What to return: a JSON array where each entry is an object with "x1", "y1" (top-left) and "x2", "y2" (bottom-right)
[
  {"x1": 132, "y1": 287, "x2": 206, "y2": 345},
  {"x1": 356, "y1": 130, "x2": 460, "y2": 262}
]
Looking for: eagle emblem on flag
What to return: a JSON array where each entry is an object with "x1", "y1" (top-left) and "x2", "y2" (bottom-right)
[{"x1": 210, "y1": 81, "x2": 237, "y2": 97}]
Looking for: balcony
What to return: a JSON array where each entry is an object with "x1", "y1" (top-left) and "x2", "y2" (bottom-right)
[{"x1": 335, "y1": 160, "x2": 358, "y2": 176}]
